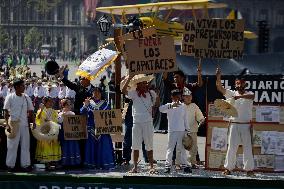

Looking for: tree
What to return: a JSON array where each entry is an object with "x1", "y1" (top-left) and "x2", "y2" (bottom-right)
[
  {"x1": 24, "y1": 27, "x2": 42, "y2": 49},
  {"x1": 0, "y1": 26, "x2": 9, "y2": 49}
]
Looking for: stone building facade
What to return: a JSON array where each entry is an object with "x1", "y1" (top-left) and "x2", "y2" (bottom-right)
[{"x1": 0, "y1": 0, "x2": 99, "y2": 54}]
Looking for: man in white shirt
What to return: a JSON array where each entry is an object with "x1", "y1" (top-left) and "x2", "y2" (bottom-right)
[
  {"x1": 182, "y1": 87, "x2": 204, "y2": 168},
  {"x1": 45, "y1": 82, "x2": 59, "y2": 109},
  {"x1": 159, "y1": 89, "x2": 191, "y2": 173},
  {"x1": 0, "y1": 81, "x2": 8, "y2": 118},
  {"x1": 33, "y1": 80, "x2": 46, "y2": 112},
  {"x1": 58, "y1": 82, "x2": 66, "y2": 101},
  {"x1": 65, "y1": 87, "x2": 76, "y2": 110},
  {"x1": 122, "y1": 74, "x2": 158, "y2": 173},
  {"x1": 216, "y1": 67, "x2": 255, "y2": 176},
  {"x1": 3, "y1": 79, "x2": 34, "y2": 172},
  {"x1": 24, "y1": 80, "x2": 34, "y2": 99}
]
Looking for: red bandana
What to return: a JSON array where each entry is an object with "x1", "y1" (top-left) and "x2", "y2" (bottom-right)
[
  {"x1": 177, "y1": 83, "x2": 185, "y2": 89},
  {"x1": 137, "y1": 89, "x2": 147, "y2": 98}
]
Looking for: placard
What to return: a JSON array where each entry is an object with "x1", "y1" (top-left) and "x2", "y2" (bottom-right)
[
  {"x1": 211, "y1": 127, "x2": 228, "y2": 151},
  {"x1": 120, "y1": 27, "x2": 157, "y2": 59},
  {"x1": 63, "y1": 115, "x2": 87, "y2": 140},
  {"x1": 256, "y1": 106, "x2": 280, "y2": 123},
  {"x1": 194, "y1": 19, "x2": 244, "y2": 59},
  {"x1": 125, "y1": 36, "x2": 177, "y2": 76},
  {"x1": 208, "y1": 150, "x2": 226, "y2": 168},
  {"x1": 94, "y1": 109, "x2": 122, "y2": 135},
  {"x1": 181, "y1": 21, "x2": 195, "y2": 56}
]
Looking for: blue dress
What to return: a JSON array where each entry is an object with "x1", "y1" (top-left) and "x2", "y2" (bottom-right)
[
  {"x1": 80, "y1": 100, "x2": 115, "y2": 169},
  {"x1": 58, "y1": 111, "x2": 81, "y2": 166}
]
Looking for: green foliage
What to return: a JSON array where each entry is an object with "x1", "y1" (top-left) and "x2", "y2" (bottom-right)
[
  {"x1": 27, "y1": 0, "x2": 62, "y2": 13},
  {"x1": 0, "y1": 26, "x2": 9, "y2": 48},
  {"x1": 24, "y1": 27, "x2": 42, "y2": 49}
]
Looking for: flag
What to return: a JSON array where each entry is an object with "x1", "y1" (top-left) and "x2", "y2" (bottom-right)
[
  {"x1": 76, "y1": 48, "x2": 118, "y2": 80},
  {"x1": 84, "y1": 0, "x2": 99, "y2": 19}
]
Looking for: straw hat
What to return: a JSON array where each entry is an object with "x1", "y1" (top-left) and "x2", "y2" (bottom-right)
[
  {"x1": 122, "y1": 74, "x2": 154, "y2": 90},
  {"x1": 214, "y1": 98, "x2": 238, "y2": 117},
  {"x1": 182, "y1": 133, "x2": 193, "y2": 151},
  {"x1": 32, "y1": 121, "x2": 60, "y2": 141}
]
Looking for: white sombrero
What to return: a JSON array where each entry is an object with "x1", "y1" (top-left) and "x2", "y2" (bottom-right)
[
  {"x1": 182, "y1": 133, "x2": 193, "y2": 151},
  {"x1": 32, "y1": 121, "x2": 60, "y2": 141},
  {"x1": 121, "y1": 74, "x2": 154, "y2": 91},
  {"x1": 214, "y1": 98, "x2": 238, "y2": 117}
]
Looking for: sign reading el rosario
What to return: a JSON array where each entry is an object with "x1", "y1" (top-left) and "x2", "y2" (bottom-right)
[
  {"x1": 194, "y1": 19, "x2": 244, "y2": 59},
  {"x1": 125, "y1": 36, "x2": 177, "y2": 75}
]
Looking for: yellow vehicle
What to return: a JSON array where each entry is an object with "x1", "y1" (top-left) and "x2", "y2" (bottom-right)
[{"x1": 96, "y1": 0, "x2": 256, "y2": 40}]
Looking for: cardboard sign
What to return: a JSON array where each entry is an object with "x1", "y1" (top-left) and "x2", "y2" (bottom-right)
[
  {"x1": 125, "y1": 36, "x2": 177, "y2": 75},
  {"x1": 63, "y1": 115, "x2": 87, "y2": 140},
  {"x1": 181, "y1": 21, "x2": 195, "y2": 56},
  {"x1": 119, "y1": 27, "x2": 157, "y2": 59},
  {"x1": 194, "y1": 19, "x2": 244, "y2": 59},
  {"x1": 94, "y1": 109, "x2": 122, "y2": 135}
]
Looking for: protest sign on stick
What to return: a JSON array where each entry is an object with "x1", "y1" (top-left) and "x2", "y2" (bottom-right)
[
  {"x1": 181, "y1": 21, "x2": 195, "y2": 56},
  {"x1": 63, "y1": 115, "x2": 87, "y2": 140},
  {"x1": 125, "y1": 36, "x2": 177, "y2": 75},
  {"x1": 94, "y1": 109, "x2": 123, "y2": 135},
  {"x1": 194, "y1": 19, "x2": 244, "y2": 59}
]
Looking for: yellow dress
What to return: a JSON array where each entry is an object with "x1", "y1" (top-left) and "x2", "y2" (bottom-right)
[{"x1": 35, "y1": 108, "x2": 61, "y2": 163}]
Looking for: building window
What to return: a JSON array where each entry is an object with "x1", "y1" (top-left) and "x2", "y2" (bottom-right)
[
  {"x1": 259, "y1": 9, "x2": 269, "y2": 21},
  {"x1": 276, "y1": 10, "x2": 284, "y2": 27},
  {"x1": 1, "y1": 7, "x2": 9, "y2": 23},
  {"x1": 71, "y1": 5, "x2": 79, "y2": 21},
  {"x1": 57, "y1": 5, "x2": 64, "y2": 20}
]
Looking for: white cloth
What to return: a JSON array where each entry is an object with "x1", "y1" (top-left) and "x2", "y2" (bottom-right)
[
  {"x1": 65, "y1": 87, "x2": 76, "y2": 98},
  {"x1": 165, "y1": 131, "x2": 189, "y2": 168},
  {"x1": 0, "y1": 85, "x2": 8, "y2": 98},
  {"x1": 224, "y1": 123, "x2": 254, "y2": 171},
  {"x1": 58, "y1": 86, "x2": 66, "y2": 99},
  {"x1": 127, "y1": 90, "x2": 156, "y2": 123},
  {"x1": 159, "y1": 102, "x2": 189, "y2": 132},
  {"x1": 25, "y1": 85, "x2": 34, "y2": 97},
  {"x1": 224, "y1": 89, "x2": 254, "y2": 171},
  {"x1": 225, "y1": 89, "x2": 254, "y2": 122},
  {"x1": 34, "y1": 86, "x2": 46, "y2": 98},
  {"x1": 185, "y1": 103, "x2": 204, "y2": 133},
  {"x1": 132, "y1": 122, "x2": 153, "y2": 151},
  {"x1": 3, "y1": 93, "x2": 34, "y2": 168}
]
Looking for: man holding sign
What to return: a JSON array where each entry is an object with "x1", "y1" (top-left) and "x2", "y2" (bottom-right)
[{"x1": 121, "y1": 74, "x2": 159, "y2": 173}]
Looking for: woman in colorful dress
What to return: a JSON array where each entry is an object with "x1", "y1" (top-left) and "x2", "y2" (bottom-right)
[
  {"x1": 80, "y1": 87, "x2": 115, "y2": 169},
  {"x1": 35, "y1": 97, "x2": 61, "y2": 169},
  {"x1": 58, "y1": 99, "x2": 81, "y2": 167}
]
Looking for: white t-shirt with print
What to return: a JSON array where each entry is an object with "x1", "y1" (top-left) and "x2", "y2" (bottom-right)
[
  {"x1": 127, "y1": 90, "x2": 156, "y2": 123},
  {"x1": 3, "y1": 93, "x2": 34, "y2": 124},
  {"x1": 225, "y1": 89, "x2": 254, "y2": 122}
]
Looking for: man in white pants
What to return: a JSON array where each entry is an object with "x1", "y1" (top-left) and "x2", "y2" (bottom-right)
[
  {"x1": 4, "y1": 79, "x2": 34, "y2": 172},
  {"x1": 122, "y1": 74, "x2": 158, "y2": 173},
  {"x1": 216, "y1": 67, "x2": 255, "y2": 176},
  {"x1": 159, "y1": 89, "x2": 191, "y2": 173}
]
